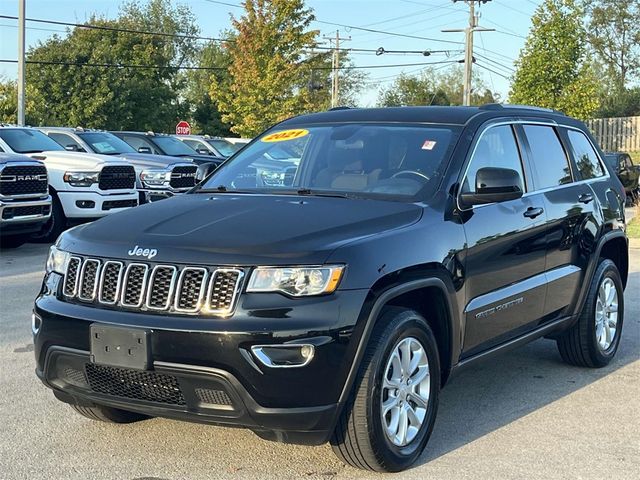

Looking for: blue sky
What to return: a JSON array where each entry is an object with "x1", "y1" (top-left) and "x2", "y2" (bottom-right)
[{"x1": 0, "y1": 0, "x2": 541, "y2": 106}]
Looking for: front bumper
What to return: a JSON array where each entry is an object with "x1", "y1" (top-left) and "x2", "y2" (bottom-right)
[
  {"x1": 57, "y1": 191, "x2": 138, "y2": 218},
  {"x1": 0, "y1": 196, "x2": 52, "y2": 234},
  {"x1": 34, "y1": 273, "x2": 369, "y2": 444}
]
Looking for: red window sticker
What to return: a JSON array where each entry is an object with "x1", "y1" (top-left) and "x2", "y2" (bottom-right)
[{"x1": 421, "y1": 140, "x2": 437, "y2": 150}]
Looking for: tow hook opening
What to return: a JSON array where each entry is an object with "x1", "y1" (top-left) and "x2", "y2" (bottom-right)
[{"x1": 251, "y1": 344, "x2": 315, "y2": 368}]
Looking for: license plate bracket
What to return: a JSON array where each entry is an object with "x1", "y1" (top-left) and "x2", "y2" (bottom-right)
[{"x1": 90, "y1": 324, "x2": 151, "y2": 370}]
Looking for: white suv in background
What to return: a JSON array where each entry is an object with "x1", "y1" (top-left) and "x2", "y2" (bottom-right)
[{"x1": 0, "y1": 126, "x2": 138, "y2": 242}]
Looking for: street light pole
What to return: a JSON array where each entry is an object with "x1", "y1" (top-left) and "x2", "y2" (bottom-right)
[{"x1": 17, "y1": 0, "x2": 26, "y2": 126}]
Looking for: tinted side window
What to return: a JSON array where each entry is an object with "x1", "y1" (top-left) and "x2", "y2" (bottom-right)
[
  {"x1": 463, "y1": 125, "x2": 525, "y2": 193},
  {"x1": 566, "y1": 130, "x2": 604, "y2": 179},
  {"x1": 622, "y1": 154, "x2": 633, "y2": 169},
  {"x1": 523, "y1": 125, "x2": 571, "y2": 189},
  {"x1": 122, "y1": 135, "x2": 159, "y2": 154},
  {"x1": 48, "y1": 132, "x2": 83, "y2": 151}
]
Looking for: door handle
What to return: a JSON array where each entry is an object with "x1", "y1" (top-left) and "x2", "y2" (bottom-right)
[
  {"x1": 578, "y1": 193, "x2": 593, "y2": 204},
  {"x1": 524, "y1": 207, "x2": 544, "y2": 219}
]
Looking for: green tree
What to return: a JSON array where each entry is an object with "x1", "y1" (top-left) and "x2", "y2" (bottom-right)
[
  {"x1": 211, "y1": 0, "x2": 365, "y2": 137},
  {"x1": 509, "y1": 0, "x2": 599, "y2": 119},
  {"x1": 0, "y1": 78, "x2": 17, "y2": 123},
  {"x1": 25, "y1": 0, "x2": 199, "y2": 131},
  {"x1": 377, "y1": 65, "x2": 497, "y2": 107},
  {"x1": 185, "y1": 41, "x2": 234, "y2": 136}
]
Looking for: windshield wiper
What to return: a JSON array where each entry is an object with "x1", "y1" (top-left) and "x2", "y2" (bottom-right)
[
  {"x1": 293, "y1": 188, "x2": 351, "y2": 199},
  {"x1": 194, "y1": 185, "x2": 258, "y2": 194}
]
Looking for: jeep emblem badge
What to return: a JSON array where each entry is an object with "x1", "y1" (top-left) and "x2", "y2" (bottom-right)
[{"x1": 127, "y1": 245, "x2": 158, "y2": 260}]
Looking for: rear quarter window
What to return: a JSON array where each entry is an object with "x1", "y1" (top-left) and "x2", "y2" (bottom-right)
[
  {"x1": 523, "y1": 125, "x2": 572, "y2": 189},
  {"x1": 566, "y1": 130, "x2": 604, "y2": 180}
]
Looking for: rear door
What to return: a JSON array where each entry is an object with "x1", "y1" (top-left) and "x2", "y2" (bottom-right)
[
  {"x1": 460, "y1": 123, "x2": 548, "y2": 357},
  {"x1": 519, "y1": 124, "x2": 600, "y2": 317}
]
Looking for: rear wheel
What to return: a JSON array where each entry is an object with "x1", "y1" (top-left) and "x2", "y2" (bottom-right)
[
  {"x1": 31, "y1": 194, "x2": 66, "y2": 243},
  {"x1": 556, "y1": 258, "x2": 624, "y2": 368},
  {"x1": 69, "y1": 403, "x2": 148, "y2": 423},
  {"x1": 330, "y1": 307, "x2": 440, "y2": 472}
]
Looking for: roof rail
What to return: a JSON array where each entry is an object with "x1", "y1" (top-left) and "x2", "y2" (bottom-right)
[
  {"x1": 480, "y1": 103, "x2": 565, "y2": 115},
  {"x1": 328, "y1": 106, "x2": 351, "y2": 111}
]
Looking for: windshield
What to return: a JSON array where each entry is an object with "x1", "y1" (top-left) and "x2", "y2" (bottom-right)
[
  {"x1": 0, "y1": 128, "x2": 64, "y2": 153},
  {"x1": 207, "y1": 139, "x2": 240, "y2": 157},
  {"x1": 79, "y1": 132, "x2": 136, "y2": 155},
  {"x1": 199, "y1": 123, "x2": 458, "y2": 200},
  {"x1": 151, "y1": 136, "x2": 199, "y2": 156}
]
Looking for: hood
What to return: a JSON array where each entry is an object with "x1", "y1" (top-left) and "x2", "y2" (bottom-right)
[
  {"x1": 116, "y1": 152, "x2": 193, "y2": 169},
  {"x1": 28, "y1": 151, "x2": 131, "y2": 170},
  {"x1": 59, "y1": 194, "x2": 423, "y2": 266}
]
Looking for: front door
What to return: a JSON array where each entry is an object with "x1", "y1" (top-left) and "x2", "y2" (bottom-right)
[{"x1": 460, "y1": 123, "x2": 548, "y2": 357}]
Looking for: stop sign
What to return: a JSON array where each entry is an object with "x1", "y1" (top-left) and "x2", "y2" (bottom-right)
[{"x1": 175, "y1": 121, "x2": 191, "y2": 135}]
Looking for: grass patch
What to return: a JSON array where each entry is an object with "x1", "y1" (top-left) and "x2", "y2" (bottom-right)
[{"x1": 628, "y1": 211, "x2": 640, "y2": 239}]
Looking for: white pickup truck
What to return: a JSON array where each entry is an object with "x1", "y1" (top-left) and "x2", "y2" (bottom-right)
[{"x1": 0, "y1": 126, "x2": 138, "y2": 242}]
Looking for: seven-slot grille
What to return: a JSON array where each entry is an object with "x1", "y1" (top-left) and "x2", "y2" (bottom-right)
[
  {"x1": 0, "y1": 164, "x2": 48, "y2": 196},
  {"x1": 169, "y1": 165, "x2": 198, "y2": 189},
  {"x1": 98, "y1": 165, "x2": 136, "y2": 190},
  {"x1": 63, "y1": 257, "x2": 243, "y2": 315}
]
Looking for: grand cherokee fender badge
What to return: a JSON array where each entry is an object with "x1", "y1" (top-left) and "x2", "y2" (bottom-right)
[
  {"x1": 127, "y1": 245, "x2": 158, "y2": 260},
  {"x1": 475, "y1": 297, "x2": 524, "y2": 319}
]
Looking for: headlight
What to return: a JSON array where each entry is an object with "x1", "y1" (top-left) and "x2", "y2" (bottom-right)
[
  {"x1": 247, "y1": 265, "x2": 344, "y2": 296},
  {"x1": 63, "y1": 171, "x2": 100, "y2": 187},
  {"x1": 140, "y1": 169, "x2": 170, "y2": 186},
  {"x1": 46, "y1": 245, "x2": 70, "y2": 275}
]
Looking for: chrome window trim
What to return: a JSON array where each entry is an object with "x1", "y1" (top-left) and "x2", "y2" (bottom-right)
[
  {"x1": 97, "y1": 261, "x2": 124, "y2": 305},
  {"x1": 120, "y1": 263, "x2": 149, "y2": 308},
  {"x1": 77, "y1": 259, "x2": 101, "y2": 302},
  {"x1": 63, "y1": 256, "x2": 82, "y2": 297},
  {"x1": 456, "y1": 120, "x2": 611, "y2": 212},
  {"x1": 174, "y1": 267, "x2": 209, "y2": 313},
  {"x1": 205, "y1": 268, "x2": 245, "y2": 316},
  {"x1": 145, "y1": 265, "x2": 178, "y2": 311}
]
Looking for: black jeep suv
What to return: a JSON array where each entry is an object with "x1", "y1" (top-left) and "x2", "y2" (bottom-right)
[{"x1": 34, "y1": 105, "x2": 628, "y2": 472}]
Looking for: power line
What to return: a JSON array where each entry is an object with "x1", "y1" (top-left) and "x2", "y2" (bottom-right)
[
  {"x1": 475, "y1": 62, "x2": 510, "y2": 80},
  {"x1": 0, "y1": 14, "x2": 232, "y2": 43}
]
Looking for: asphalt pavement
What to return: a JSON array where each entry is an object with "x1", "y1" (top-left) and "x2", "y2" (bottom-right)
[{"x1": 0, "y1": 238, "x2": 638, "y2": 480}]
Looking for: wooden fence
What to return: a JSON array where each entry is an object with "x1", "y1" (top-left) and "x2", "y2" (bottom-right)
[{"x1": 586, "y1": 116, "x2": 640, "y2": 152}]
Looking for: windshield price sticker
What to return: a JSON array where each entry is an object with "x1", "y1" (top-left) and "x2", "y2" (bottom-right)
[
  {"x1": 421, "y1": 140, "x2": 437, "y2": 150},
  {"x1": 261, "y1": 129, "x2": 309, "y2": 143}
]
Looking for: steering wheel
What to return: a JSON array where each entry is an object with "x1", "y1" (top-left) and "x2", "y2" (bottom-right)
[{"x1": 391, "y1": 170, "x2": 430, "y2": 182}]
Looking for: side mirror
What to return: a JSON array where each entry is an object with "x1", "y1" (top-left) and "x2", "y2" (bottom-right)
[
  {"x1": 196, "y1": 148, "x2": 211, "y2": 155},
  {"x1": 460, "y1": 167, "x2": 523, "y2": 206},
  {"x1": 138, "y1": 146, "x2": 152, "y2": 154},
  {"x1": 65, "y1": 144, "x2": 82, "y2": 152}
]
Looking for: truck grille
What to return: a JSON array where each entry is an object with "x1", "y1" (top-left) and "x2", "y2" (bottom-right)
[
  {"x1": 169, "y1": 165, "x2": 198, "y2": 189},
  {"x1": 0, "y1": 164, "x2": 48, "y2": 196},
  {"x1": 99, "y1": 165, "x2": 135, "y2": 190},
  {"x1": 63, "y1": 256, "x2": 243, "y2": 316},
  {"x1": 85, "y1": 363, "x2": 185, "y2": 405},
  {"x1": 1, "y1": 203, "x2": 50, "y2": 219}
]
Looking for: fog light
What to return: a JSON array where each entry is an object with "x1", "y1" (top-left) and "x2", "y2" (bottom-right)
[
  {"x1": 75, "y1": 200, "x2": 95, "y2": 209},
  {"x1": 31, "y1": 312, "x2": 41, "y2": 335},
  {"x1": 251, "y1": 344, "x2": 315, "y2": 368}
]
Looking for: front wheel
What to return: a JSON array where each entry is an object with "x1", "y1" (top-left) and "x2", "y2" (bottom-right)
[
  {"x1": 556, "y1": 258, "x2": 624, "y2": 368},
  {"x1": 31, "y1": 194, "x2": 66, "y2": 243},
  {"x1": 330, "y1": 307, "x2": 440, "y2": 472}
]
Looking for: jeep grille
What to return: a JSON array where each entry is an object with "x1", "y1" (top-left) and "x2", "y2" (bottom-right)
[{"x1": 62, "y1": 256, "x2": 243, "y2": 316}]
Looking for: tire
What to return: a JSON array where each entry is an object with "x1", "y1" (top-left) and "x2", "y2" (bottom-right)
[
  {"x1": 0, "y1": 234, "x2": 28, "y2": 249},
  {"x1": 31, "y1": 194, "x2": 66, "y2": 243},
  {"x1": 69, "y1": 403, "x2": 148, "y2": 423},
  {"x1": 330, "y1": 307, "x2": 440, "y2": 472},
  {"x1": 556, "y1": 258, "x2": 624, "y2": 368}
]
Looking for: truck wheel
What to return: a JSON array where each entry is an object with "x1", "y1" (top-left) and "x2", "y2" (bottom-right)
[
  {"x1": 31, "y1": 195, "x2": 66, "y2": 243},
  {"x1": 70, "y1": 403, "x2": 147, "y2": 423},
  {"x1": 556, "y1": 259, "x2": 624, "y2": 368},
  {"x1": 330, "y1": 307, "x2": 440, "y2": 472},
  {"x1": 0, "y1": 235, "x2": 28, "y2": 248}
]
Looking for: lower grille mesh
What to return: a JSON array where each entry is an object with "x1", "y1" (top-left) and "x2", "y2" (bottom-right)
[
  {"x1": 195, "y1": 388, "x2": 233, "y2": 406},
  {"x1": 85, "y1": 363, "x2": 185, "y2": 405}
]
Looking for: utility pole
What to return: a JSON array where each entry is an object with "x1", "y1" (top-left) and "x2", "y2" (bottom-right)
[
  {"x1": 323, "y1": 30, "x2": 350, "y2": 108},
  {"x1": 443, "y1": 1, "x2": 494, "y2": 106},
  {"x1": 17, "y1": 0, "x2": 26, "y2": 125}
]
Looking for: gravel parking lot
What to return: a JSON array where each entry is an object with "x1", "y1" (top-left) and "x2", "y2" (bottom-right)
[{"x1": 1, "y1": 238, "x2": 638, "y2": 480}]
